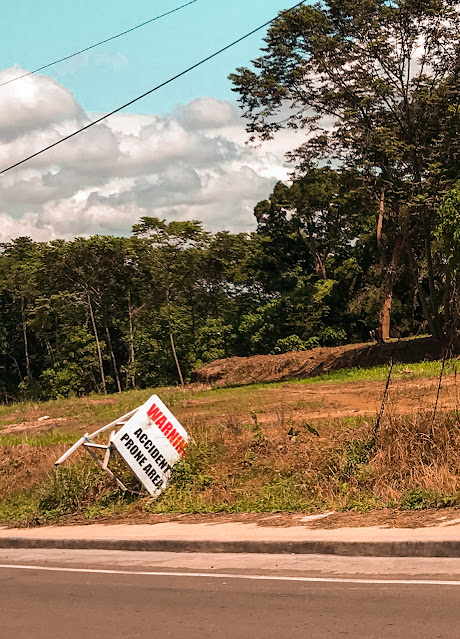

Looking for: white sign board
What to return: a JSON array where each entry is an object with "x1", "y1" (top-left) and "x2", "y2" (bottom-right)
[{"x1": 112, "y1": 395, "x2": 189, "y2": 497}]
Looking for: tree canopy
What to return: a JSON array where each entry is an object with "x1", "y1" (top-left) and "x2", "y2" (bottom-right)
[
  {"x1": 231, "y1": 0, "x2": 460, "y2": 340},
  {"x1": 2, "y1": 1, "x2": 460, "y2": 401}
]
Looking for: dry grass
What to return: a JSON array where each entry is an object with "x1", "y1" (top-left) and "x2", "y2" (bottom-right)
[
  {"x1": 2, "y1": 365, "x2": 460, "y2": 525},
  {"x1": 371, "y1": 411, "x2": 460, "y2": 501},
  {"x1": 148, "y1": 407, "x2": 460, "y2": 514}
]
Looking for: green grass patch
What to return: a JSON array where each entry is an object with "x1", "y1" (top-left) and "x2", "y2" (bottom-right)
[
  {"x1": 400, "y1": 489, "x2": 459, "y2": 510},
  {"x1": 0, "y1": 492, "x2": 40, "y2": 527},
  {"x1": 0, "y1": 431, "x2": 82, "y2": 447}
]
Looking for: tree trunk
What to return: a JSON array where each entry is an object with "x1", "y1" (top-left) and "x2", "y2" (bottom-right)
[
  {"x1": 406, "y1": 245, "x2": 439, "y2": 338},
  {"x1": 166, "y1": 288, "x2": 185, "y2": 389},
  {"x1": 443, "y1": 262, "x2": 452, "y2": 336},
  {"x1": 299, "y1": 229, "x2": 327, "y2": 279},
  {"x1": 378, "y1": 237, "x2": 406, "y2": 341},
  {"x1": 43, "y1": 329, "x2": 55, "y2": 366},
  {"x1": 88, "y1": 294, "x2": 107, "y2": 395},
  {"x1": 423, "y1": 215, "x2": 441, "y2": 335},
  {"x1": 127, "y1": 292, "x2": 136, "y2": 389},
  {"x1": 377, "y1": 189, "x2": 385, "y2": 248},
  {"x1": 9, "y1": 355, "x2": 23, "y2": 382},
  {"x1": 378, "y1": 273, "x2": 394, "y2": 342},
  {"x1": 105, "y1": 326, "x2": 122, "y2": 393},
  {"x1": 21, "y1": 297, "x2": 32, "y2": 380}
]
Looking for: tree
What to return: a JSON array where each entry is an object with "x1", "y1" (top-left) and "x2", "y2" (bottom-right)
[
  {"x1": 231, "y1": 0, "x2": 460, "y2": 339},
  {"x1": 436, "y1": 187, "x2": 460, "y2": 340},
  {"x1": 256, "y1": 168, "x2": 359, "y2": 280},
  {"x1": 0, "y1": 238, "x2": 42, "y2": 387},
  {"x1": 132, "y1": 217, "x2": 211, "y2": 388}
]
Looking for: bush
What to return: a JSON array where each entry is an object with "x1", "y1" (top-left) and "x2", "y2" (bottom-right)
[
  {"x1": 37, "y1": 462, "x2": 106, "y2": 516},
  {"x1": 341, "y1": 438, "x2": 375, "y2": 478},
  {"x1": 274, "y1": 335, "x2": 309, "y2": 354},
  {"x1": 400, "y1": 489, "x2": 457, "y2": 511},
  {"x1": 320, "y1": 327, "x2": 347, "y2": 347}
]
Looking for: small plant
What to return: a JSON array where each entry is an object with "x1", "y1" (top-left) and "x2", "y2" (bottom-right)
[
  {"x1": 251, "y1": 411, "x2": 265, "y2": 446},
  {"x1": 341, "y1": 438, "x2": 375, "y2": 478},
  {"x1": 222, "y1": 413, "x2": 243, "y2": 434},
  {"x1": 274, "y1": 335, "x2": 309, "y2": 354},
  {"x1": 37, "y1": 461, "x2": 107, "y2": 515},
  {"x1": 343, "y1": 492, "x2": 385, "y2": 512},
  {"x1": 400, "y1": 489, "x2": 458, "y2": 511}
]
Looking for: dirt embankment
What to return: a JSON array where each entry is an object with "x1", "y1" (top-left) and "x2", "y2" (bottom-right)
[{"x1": 192, "y1": 337, "x2": 445, "y2": 387}]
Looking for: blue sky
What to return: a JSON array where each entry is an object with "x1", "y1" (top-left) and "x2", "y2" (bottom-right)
[{"x1": 2, "y1": 0, "x2": 296, "y2": 115}]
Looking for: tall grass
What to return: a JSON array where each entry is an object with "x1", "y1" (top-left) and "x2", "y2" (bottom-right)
[{"x1": 1, "y1": 358, "x2": 459, "y2": 525}]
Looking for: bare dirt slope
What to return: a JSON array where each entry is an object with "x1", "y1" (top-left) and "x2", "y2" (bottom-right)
[{"x1": 192, "y1": 337, "x2": 444, "y2": 387}]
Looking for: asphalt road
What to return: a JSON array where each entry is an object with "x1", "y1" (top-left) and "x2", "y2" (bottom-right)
[{"x1": 1, "y1": 551, "x2": 460, "y2": 639}]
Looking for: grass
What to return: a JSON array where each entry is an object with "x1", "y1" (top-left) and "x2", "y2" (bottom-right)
[
  {"x1": 0, "y1": 358, "x2": 450, "y2": 429},
  {"x1": 2, "y1": 408, "x2": 460, "y2": 525},
  {"x1": 0, "y1": 431, "x2": 82, "y2": 447},
  {"x1": 0, "y1": 356, "x2": 459, "y2": 526},
  {"x1": 0, "y1": 386, "x2": 192, "y2": 433}
]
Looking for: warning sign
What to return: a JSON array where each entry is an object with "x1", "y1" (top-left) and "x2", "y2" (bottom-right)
[{"x1": 112, "y1": 395, "x2": 189, "y2": 496}]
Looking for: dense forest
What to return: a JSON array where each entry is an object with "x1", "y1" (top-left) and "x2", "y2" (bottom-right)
[{"x1": 3, "y1": 0, "x2": 460, "y2": 401}]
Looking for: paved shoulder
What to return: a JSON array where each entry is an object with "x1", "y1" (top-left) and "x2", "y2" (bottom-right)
[{"x1": 2, "y1": 521, "x2": 460, "y2": 557}]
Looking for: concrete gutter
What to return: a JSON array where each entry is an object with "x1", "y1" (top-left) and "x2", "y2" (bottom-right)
[{"x1": 2, "y1": 522, "x2": 460, "y2": 557}]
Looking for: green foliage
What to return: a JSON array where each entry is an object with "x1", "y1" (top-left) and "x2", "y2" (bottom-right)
[
  {"x1": 40, "y1": 327, "x2": 102, "y2": 399},
  {"x1": 274, "y1": 335, "x2": 309, "y2": 354},
  {"x1": 231, "y1": 0, "x2": 460, "y2": 343},
  {"x1": 190, "y1": 318, "x2": 235, "y2": 366},
  {"x1": 400, "y1": 489, "x2": 458, "y2": 511},
  {"x1": 436, "y1": 188, "x2": 460, "y2": 269},
  {"x1": 341, "y1": 438, "x2": 375, "y2": 479},
  {"x1": 321, "y1": 327, "x2": 347, "y2": 347}
]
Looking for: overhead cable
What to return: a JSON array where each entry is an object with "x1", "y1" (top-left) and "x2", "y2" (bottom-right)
[
  {"x1": 0, "y1": 0, "x2": 199, "y2": 89},
  {"x1": 0, "y1": 0, "x2": 306, "y2": 175}
]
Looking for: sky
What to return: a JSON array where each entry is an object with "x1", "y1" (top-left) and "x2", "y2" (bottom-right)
[{"x1": 0, "y1": 0, "x2": 304, "y2": 242}]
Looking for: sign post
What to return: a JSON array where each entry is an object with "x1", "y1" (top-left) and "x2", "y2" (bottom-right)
[{"x1": 55, "y1": 395, "x2": 189, "y2": 497}]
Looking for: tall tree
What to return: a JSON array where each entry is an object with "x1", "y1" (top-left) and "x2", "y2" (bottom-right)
[
  {"x1": 132, "y1": 218, "x2": 210, "y2": 388},
  {"x1": 231, "y1": 0, "x2": 460, "y2": 339}
]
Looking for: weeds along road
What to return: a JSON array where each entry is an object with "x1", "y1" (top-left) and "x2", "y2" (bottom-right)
[{"x1": 1, "y1": 550, "x2": 460, "y2": 638}]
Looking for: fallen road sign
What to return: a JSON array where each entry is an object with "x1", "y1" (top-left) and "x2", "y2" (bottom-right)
[
  {"x1": 112, "y1": 395, "x2": 189, "y2": 496},
  {"x1": 55, "y1": 395, "x2": 189, "y2": 498}
]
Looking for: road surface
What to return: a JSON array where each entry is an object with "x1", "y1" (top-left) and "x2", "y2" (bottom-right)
[{"x1": 1, "y1": 550, "x2": 459, "y2": 638}]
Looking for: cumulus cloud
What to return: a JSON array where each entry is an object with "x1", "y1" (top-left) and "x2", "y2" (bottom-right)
[
  {"x1": 0, "y1": 70, "x2": 298, "y2": 242},
  {"x1": 0, "y1": 68, "x2": 84, "y2": 143}
]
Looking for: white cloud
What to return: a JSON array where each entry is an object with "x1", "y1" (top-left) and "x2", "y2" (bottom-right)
[
  {"x1": 0, "y1": 69, "x2": 298, "y2": 242},
  {"x1": 0, "y1": 68, "x2": 84, "y2": 142}
]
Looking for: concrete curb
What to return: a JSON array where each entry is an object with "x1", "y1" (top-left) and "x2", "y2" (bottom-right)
[{"x1": 1, "y1": 537, "x2": 460, "y2": 557}]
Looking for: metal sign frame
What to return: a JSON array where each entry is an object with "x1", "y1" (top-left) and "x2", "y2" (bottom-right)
[
  {"x1": 55, "y1": 407, "x2": 141, "y2": 492},
  {"x1": 56, "y1": 397, "x2": 190, "y2": 496}
]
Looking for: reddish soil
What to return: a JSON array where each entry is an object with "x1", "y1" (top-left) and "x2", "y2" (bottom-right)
[
  {"x1": 49, "y1": 508, "x2": 460, "y2": 530},
  {"x1": 181, "y1": 375, "x2": 460, "y2": 428}
]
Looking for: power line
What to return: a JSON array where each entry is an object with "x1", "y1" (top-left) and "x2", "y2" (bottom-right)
[
  {"x1": 0, "y1": 0, "x2": 199, "y2": 89},
  {"x1": 0, "y1": 0, "x2": 306, "y2": 175}
]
